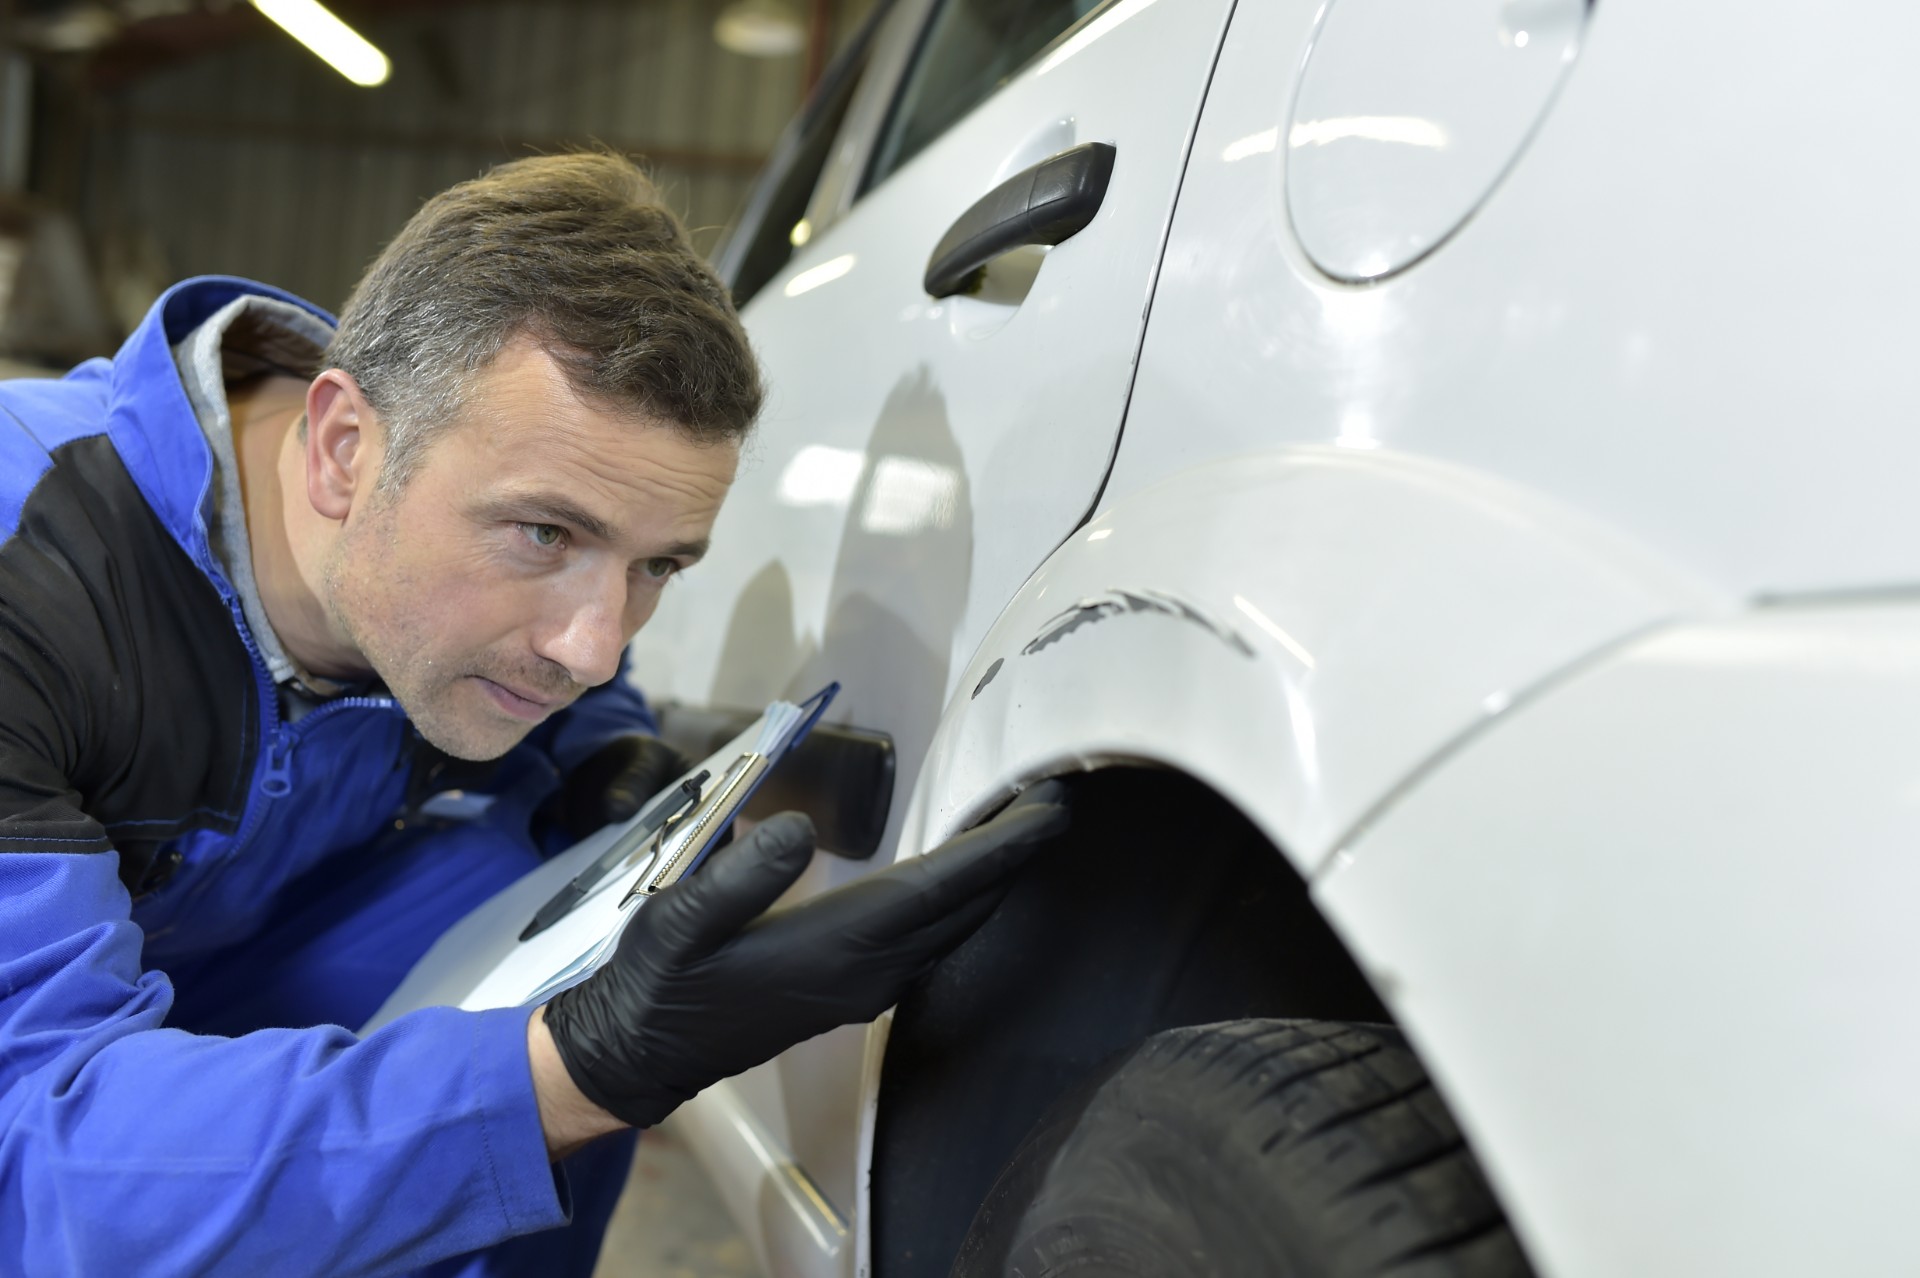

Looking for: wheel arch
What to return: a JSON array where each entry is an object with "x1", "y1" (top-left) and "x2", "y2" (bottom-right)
[
  {"x1": 853, "y1": 445, "x2": 1725, "y2": 1275},
  {"x1": 869, "y1": 764, "x2": 1392, "y2": 1278}
]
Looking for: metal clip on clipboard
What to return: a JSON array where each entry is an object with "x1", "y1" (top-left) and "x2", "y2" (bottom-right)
[
  {"x1": 620, "y1": 752, "x2": 769, "y2": 903},
  {"x1": 519, "y1": 769, "x2": 710, "y2": 941},
  {"x1": 619, "y1": 681, "x2": 839, "y2": 905}
]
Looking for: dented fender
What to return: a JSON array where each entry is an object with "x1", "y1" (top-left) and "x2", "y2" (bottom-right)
[
  {"x1": 898, "y1": 444, "x2": 1728, "y2": 876},
  {"x1": 853, "y1": 443, "x2": 1730, "y2": 1271}
]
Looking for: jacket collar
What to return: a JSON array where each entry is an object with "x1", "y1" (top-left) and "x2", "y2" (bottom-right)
[{"x1": 104, "y1": 275, "x2": 336, "y2": 574}]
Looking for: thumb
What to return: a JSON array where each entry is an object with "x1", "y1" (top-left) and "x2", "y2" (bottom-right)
[
  {"x1": 641, "y1": 811, "x2": 817, "y2": 957},
  {"x1": 770, "y1": 785, "x2": 1069, "y2": 953}
]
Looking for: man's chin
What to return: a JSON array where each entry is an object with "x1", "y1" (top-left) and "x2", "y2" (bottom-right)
[
  {"x1": 403, "y1": 696, "x2": 539, "y2": 762},
  {"x1": 416, "y1": 720, "x2": 533, "y2": 762}
]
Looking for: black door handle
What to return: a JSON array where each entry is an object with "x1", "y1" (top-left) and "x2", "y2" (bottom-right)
[{"x1": 923, "y1": 142, "x2": 1117, "y2": 299}]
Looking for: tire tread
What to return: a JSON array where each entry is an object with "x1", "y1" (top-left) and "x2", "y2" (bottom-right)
[{"x1": 954, "y1": 1018, "x2": 1533, "y2": 1277}]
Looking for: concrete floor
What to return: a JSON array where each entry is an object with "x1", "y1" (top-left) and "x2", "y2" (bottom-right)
[{"x1": 593, "y1": 1121, "x2": 764, "y2": 1278}]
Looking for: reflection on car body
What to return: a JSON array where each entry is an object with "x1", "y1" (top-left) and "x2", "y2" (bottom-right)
[{"x1": 639, "y1": 0, "x2": 1920, "y2": 1274}]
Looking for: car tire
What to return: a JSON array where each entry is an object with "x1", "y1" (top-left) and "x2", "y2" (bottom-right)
[{"x1": 948, "y1": 1019, "x2": 1534, "y2": 1278}]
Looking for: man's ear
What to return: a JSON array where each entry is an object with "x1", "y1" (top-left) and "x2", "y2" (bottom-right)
[{"x1": 303, "y1": 370, "x2": 381, "y2": 521}]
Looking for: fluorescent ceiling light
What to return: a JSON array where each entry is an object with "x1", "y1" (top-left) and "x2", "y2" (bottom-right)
[
  {"x1": 714, "y1": 0, "x2": 806, "y2": 58},
  {"x1": 249, "y1": 0, "x2": 391, "y2": 87}
]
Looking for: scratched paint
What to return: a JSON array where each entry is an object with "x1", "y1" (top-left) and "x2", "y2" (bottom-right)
[
  {"x1": 1021, "y1": 588, "x2": 1255, "y2": 659},
  {"x1": 972, "y1": 657, "x2": 1006, "y2": 699}
]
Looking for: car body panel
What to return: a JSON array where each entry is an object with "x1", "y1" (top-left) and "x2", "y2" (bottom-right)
[
  {"x1": 671, "y1": 1076, "x2": 853, "y2": 1278},
  {"x1": 896, "y1": 444, "x2": 1724, "y2": 878},
  {"x1": 1111, "y1": 0, "x2": 1920, "y2": 598},
  {"x1": 635, "y1": 0, "x2": 1236, "y2": 1255},
  {"x1": 633, "y1": 0, "x2": 1236, "y2": 804},
  {"x1": 663, "y1": 0, "x2": 1920, "y2": 1271},
  {"x1": 1318, "y1": 602, "x2": 1920, "y2": 1275},
  {"x1": 1285, "y1": 0, "x2": 1589, "y2": 282}
]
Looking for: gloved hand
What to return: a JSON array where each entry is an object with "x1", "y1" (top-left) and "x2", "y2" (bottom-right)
[
  {"x1": 539, "y1": 734, "x2": 693, "y2": 844},
  {"x1": 543, "y1": 780, "x2": 1071, "y2": 1129}
]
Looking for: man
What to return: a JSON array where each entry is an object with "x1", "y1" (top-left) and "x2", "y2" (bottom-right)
[{"x1": 0, "y1": 153, "x2": 1067, "y2": 1275}]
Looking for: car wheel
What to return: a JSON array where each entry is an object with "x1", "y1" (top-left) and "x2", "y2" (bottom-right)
[{"x1": 948, "y1": 1019, "x2": 1534, "y2": 1278}]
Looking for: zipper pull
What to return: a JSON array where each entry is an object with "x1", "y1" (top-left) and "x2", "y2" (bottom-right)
[{"x1": 260, "y1": 731, "x2": 295, "y2": 797}]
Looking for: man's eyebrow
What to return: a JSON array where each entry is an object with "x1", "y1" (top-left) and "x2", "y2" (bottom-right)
[
  {"x1": 488, "y1": 493, "x2": 621, "y2": 543},
  {"x1": 662, "y1": 537, "x2": 711, "y2": 562},
  {"x1": 484, "y1": 494, "x2": 709, "y2": 561}
]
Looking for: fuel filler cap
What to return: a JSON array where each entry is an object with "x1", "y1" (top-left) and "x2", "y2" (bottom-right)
[{"x1": 1286, "y1": 0, "x2": 1590, "y2": 282}]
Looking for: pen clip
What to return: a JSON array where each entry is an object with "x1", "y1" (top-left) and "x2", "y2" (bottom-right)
[{"x1": 647, "y1": 774, "x2": 704, "y2": 848}]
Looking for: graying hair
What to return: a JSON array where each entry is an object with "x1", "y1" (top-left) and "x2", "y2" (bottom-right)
[{"x1": 324, "y1": 151, "x2": 763, "y2": 487}]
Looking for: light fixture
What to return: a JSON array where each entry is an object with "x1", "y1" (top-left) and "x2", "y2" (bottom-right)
[
  {"x1": 714, "y1": 0, "x2": 806, "y2": 58},
  {"x1": 32, "y1": 7, "x2": 121, "y2": 53},
  {"x1": 249, "y1": 0, "x2": 391, "y2": 87}
]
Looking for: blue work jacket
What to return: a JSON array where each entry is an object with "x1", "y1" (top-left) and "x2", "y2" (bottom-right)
[{"x1": 0, "y1": 277, "x2": 656, "y2": 1273}]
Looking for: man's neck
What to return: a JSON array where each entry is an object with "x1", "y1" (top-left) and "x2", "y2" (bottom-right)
[{"x1": 230, "y1": 376, "x2": 366, "y2": 684}]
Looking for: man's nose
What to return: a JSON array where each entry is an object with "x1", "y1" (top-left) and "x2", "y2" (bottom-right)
[{"x1": 534, "y1": 574, "x2": 629, "y2": 688}]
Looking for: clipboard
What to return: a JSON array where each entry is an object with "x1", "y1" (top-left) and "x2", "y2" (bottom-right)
[
  {"x1": 360, "y1": 682, "x2": 840, "y2": 1032},
  {"x1": 620, "y1": 681, "x2": 837, "y2": 901}
]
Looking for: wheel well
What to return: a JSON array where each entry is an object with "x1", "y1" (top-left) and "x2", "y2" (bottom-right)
[{"x1": 872, "y1": 766, "x2": 1391, "y2": 1277}]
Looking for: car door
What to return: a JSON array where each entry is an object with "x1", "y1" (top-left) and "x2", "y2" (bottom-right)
[
  {"x1": 638, "y1": 0, "x2": 1236, "y2": 843},
  {"x1": 626, "y1": 0, "x2": 1237, "y2": 1252}
]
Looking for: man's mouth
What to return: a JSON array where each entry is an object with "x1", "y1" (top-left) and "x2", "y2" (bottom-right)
[{"x1": 474, "y1": 676, "x2": 560, "y2": 722}]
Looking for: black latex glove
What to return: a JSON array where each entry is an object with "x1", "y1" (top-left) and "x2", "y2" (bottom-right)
[
  {"x1": 544, "y1": 780, "x2": 1071, "y2": 1129},
  {"x1": 540, "y1": 734, "x2": 693, "y2": 844}
]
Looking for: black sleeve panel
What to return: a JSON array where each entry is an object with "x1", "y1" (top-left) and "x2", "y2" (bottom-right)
[{"x1": 0, "y1": 435, "x2": 259, "y2": 890}]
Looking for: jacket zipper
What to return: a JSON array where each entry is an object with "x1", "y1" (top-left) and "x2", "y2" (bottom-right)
[
  {"x1": 140, "y1": 404, "x2": 405, "y2": 915},
  {"x1": 141, "y1": 586, "x2": 400, "y2": 932}
]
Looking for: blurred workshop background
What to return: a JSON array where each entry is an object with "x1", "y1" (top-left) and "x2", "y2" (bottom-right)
[
  {"x1": 0, "y1": 2, "x2": 880, "y2": 1272},
  {"x1": 0, "y1": 0, "x2": 872, "y2": 378}
]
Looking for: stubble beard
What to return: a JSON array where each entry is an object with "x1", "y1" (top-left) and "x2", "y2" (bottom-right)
[{"x1": 321, "y1": 507, "x2": 529, "y2": 762}]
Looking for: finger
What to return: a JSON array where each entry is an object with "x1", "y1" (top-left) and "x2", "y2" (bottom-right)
[
  {"x1": 1003, "y1": 777, "x2": 1070, "y2": 817},
  {"x1": 643, "y1": 810, "x2": 816, "y2": 957},
  {"x1": 896, "y1": 878, "x2": 1010, "y2": 962},
  {"x1": 557, "y1": 735, "x2": 689, "y2": 838},
  {"x1": 627, "y1": 737, "x2": 694, "y2": 789},
  {"x1": 779, "y1": 794, "x2": 1067, "y2": 946},
  {"x1": 829, "y1": 886, "x2": 1013, "y2": 1022},
  {"x1": 902, "y1": 795, "x2": 1069, "y2": 913}
]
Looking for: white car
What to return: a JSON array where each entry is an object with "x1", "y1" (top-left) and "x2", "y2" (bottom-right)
[{"x1": 630, "y1": 0, "x2": 1920, "y2": 1274}]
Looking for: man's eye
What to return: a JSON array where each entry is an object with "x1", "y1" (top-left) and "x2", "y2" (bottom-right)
[
  {"x1": 519, "y1": 523, "x2": 566, "y2": 549},
  {"x1": 643, "y1": 557, "x2": 680, "y2": 580}
]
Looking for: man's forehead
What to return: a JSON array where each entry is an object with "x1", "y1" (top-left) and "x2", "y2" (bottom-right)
[
  {"x1": 430, "y1": 338, "x2": 738, "y2": 528},
  {"x1": 463, "y1": 338, "x2": 739, "y2": 468}
]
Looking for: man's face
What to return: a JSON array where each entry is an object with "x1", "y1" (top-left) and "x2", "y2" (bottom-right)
[{"x1": 324, "y1": 338, "x2": 738, "y2": 760}]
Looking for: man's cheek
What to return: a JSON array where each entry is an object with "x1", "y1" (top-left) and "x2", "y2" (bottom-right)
[{"x1": 429, "y1": 569, "x2": 539, "y2": 644}]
